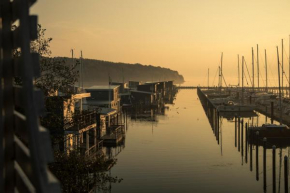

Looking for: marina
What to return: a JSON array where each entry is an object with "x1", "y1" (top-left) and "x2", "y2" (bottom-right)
[
  {"x1": 2, "y1": 1, "x2": 290, "y2": 192},
  {"x1": 101, "y1": 89, "x2": 290, "y2": 193}
]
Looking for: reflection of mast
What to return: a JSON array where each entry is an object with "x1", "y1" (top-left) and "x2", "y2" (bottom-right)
[{"x1": 278, "y1": 148, "x2": 282, "y2": 193}]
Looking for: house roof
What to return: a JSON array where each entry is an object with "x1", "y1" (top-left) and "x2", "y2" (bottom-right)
[
  {"x1": 85, "y1": 85, "x2": 119, "y2": 90},
  {"x1": 131, "y1": 90, "x2": 155, "y2": 95},
  {"x1": 98, "y1": 108, "x2": 117, "y2": 115}
]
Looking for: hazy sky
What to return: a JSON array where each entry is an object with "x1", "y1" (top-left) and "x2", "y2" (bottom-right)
[{"x1": 31, "y1": 0, "x2": 290, "y2": 86}]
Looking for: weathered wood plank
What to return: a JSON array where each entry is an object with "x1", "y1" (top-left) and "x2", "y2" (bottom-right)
[
  {"x1": 0, "y1": 21, "x2": 4, "y2": 193},
  {"x1": 2, "y1": 0, "x2": 16, "y2": 191},
  {"x1": 14, "y1": 86, "x2": 44, "y2": 114},
  {"x1": 15, "y1": 161, "x2": 35, "y2": 193},
  {"x1": 14, "y1": 135, "x2": 34, "y2": 187},
  {"x1": 14, "y1": 111, "x2": 29, "y2": 145},
  {"x1": 13, "y1": 53, "x2": 40, "y2": 77}
]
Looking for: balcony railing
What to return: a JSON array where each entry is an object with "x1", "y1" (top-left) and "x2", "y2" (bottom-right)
[{"x1": 64, "y1": 110, "x2": 96, "y2": 131}]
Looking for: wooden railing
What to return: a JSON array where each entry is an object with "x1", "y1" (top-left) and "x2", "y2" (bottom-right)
[
  {"x1": 0, "y1": 0, "x2": 60, "y2": 192},
  {"x1": 64, "y1": 110, "x2": 96, "y2": 131}
]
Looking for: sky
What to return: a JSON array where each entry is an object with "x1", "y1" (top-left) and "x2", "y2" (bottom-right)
[{"x1": 31, "y1": 0, "x2": 290, "y2": 86}]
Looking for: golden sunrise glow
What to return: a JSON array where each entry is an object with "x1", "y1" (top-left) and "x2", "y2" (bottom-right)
[{"x1": 32, "y1": 0, "x2": 290, "y2": 86}]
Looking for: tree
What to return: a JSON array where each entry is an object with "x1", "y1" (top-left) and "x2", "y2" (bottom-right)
[
  {"x1": 13, "y1": 24, "x2": 79, "y2": 96},
  {"x1": 33, "y1": 24, "x2": 79, "y2": 96},
  {"x1": 13, "y1": 24, "x2": 122, "y2": 192}
]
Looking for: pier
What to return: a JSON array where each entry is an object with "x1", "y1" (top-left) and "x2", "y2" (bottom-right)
[{"x1": 196, "y1": 86, "x2": 290, "y2": 126}]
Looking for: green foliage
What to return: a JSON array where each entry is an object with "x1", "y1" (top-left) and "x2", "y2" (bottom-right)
[
  {"x1": 13, "y1": 24, "x2": 79, "y2": 96},
  {"x1": 60, "y1": 57, "x2": 185, "y2": 86}
]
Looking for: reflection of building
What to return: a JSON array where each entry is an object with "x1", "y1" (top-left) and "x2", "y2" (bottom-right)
[
  {"x1": 85, "y1": 85, "x2": 121, "y2": 112},
  {"x1": 131, "y1": 90, "x2": 155, "y2": 106},
  {"x1": 130, "y1": 108, "x2": 158, "y2": 122}
]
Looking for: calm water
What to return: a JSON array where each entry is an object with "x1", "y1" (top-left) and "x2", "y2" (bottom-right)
[{"x1": 107, "y1": 89, "x2": 290, "y2": 193}]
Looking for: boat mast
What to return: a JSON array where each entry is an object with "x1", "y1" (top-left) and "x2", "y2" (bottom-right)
[
  {"x1": 238, "y1": 54, "x2": 240, "y2": 87},
  {"x1": 218, "y1": 66, "x2": 221, "y2": 90},
  {"x1": 221, "y1": 52, "x2": 223, "y2": 91},
  {"x1": 122, "y1": 67, "x2": 124, "y2": 84},
  {"x1": 242, "y1": 56, "x2": 244, "y2": 104},
  {"x1": 277, "y1": 46, "x2": 282, "y2": 125},
  {"x1": 282, "y1": 39, "x2": 284, "y2": 97},
  {"x1": 265, "y1": 49, "x2": 268, "y2": 92},
  {"x1": 79, "y1": 50, "x2": 82, "y2": 88},
  {"x1": 252, "y1": 47, "x2": 254, "y2": 91},
  {"x1": 257, "y1": 44, "x2": 260, "y2": 90},
  {"x1": 289, "y1": 35, "x2": 290, "y2": 96},
  {"x1": 71, "y1": 49, "x2": 74, "y2": 67},
  {"x1": 208, "y1": 68, "x2": 209, "y2": 89}
]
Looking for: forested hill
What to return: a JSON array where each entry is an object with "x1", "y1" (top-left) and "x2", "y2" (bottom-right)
[{"x1": 62, "y1": 57, "x2": 185, "y2": 86}]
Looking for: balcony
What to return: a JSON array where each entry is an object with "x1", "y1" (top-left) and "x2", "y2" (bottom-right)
[{"x1": 64, "y1": 110, "x2": 96, "y2": 132}]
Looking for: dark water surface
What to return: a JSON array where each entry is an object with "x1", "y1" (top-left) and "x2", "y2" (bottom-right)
[{"x1": 106, "y1": 89, "x2": 290, "y2": 193}]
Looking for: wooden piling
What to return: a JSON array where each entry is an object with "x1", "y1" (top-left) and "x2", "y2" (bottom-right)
[
  {"x1": 246, "y1": 123, "x2": 248, "y2": 163},
  {"x1": 238, "y1": 117, "x2": 241, "y2": 152},
  {"x1": 271, "y1": 101, "x2": 274, "y2": 124},
  {"x1": 241, "y1": 119, "x2": 244, "y2": 157},
  {"x1": 250, "y1": 131, "x2": 253, "y2": 171},
  {"x1": 235, "y1": 116, "x2": 237, "y2": 147},
  {"x1": 285, "y1": 156, "x2": 288, "y2": 193},
  {"x1": 263, "y1": 137, "x2": 267, "y2": 191},
  {"x1": 273, "y1": 145, "x2": 276, "y2": 193},
  {"x1": 256, "y1": 131, "x2": 259, "y2": 181}
]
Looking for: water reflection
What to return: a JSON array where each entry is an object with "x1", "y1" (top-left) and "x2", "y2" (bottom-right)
[{"x1": 199, "y1": 90, "x2": 290, "y2": 193}]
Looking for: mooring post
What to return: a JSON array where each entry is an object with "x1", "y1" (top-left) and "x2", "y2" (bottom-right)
[
  {"x1": 263, "y1": 137, "x2": 267, "y2": 191},
  {"x1": 126, "y1": 110, "x2": 128, "y2": 130},
  {"x1": 238, "y1": 117, "x2": 241, "y2": 152},
  {"x1": 245, "y1": 123, "x2": 248, "y2": 163},
  {"x1": 235, "y1": 116, "x2": 237, "y2": 147},
  {"x1": 241, "y1": 119, "x2": 244, "y2": 157},
  {"x1": 256, "y1": 131, "x2": 259, "y2": 181},
  {"x1": 271, "y1": 101, "x2": 274, "y2": 124},
  {"x1": 273, "y1": 145, "x2": 276, "y2": 193},
  {"x1": 250, "y1": 130, "x2": 253, "y2": 171},
  {"x1": 285, "y1": 156, "x2": 288, "y2": 193}
]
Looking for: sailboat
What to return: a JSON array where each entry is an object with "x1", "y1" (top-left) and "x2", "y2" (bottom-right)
[
  {"x1": 216, "y1": 56, "x2": 255, "y2": 112},
  {"x1": 248, "y1": 46, "x2": 290, "y2": 139}
]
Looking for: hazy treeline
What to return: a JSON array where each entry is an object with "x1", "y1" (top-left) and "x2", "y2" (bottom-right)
[{"x1": 60, "y1": 57, "x2": 184, "y2": 86}]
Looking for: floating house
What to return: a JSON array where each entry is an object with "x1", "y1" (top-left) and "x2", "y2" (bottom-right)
[
  {"x1": 44, "y1": 91, "x2": 101, "y2": 157},
  {"x1": 97, "y1": 108, "x2": 125, "y2": 146},
  {"x1": 110, "y1": 82, "x2": 128, "y2": 93},
  {"x1": 128, "y1": 81, "x2": 140, "y2": 90},
  {"x1": 85, "y1": 85, "x2": 121, "y2": 112}
]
